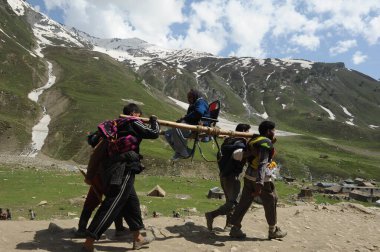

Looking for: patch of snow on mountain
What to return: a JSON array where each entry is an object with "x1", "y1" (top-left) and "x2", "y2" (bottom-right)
[
  {"x1": 28, "y1": 61, "x2": 56, "y2": 102},
  {"x1": 176, "y1": 69, "x2": 182, "y2": 74},
  {"x1": 270, "y1": 59, "x2": 281, "y2": 67},
  {"x1": 266, "y1": 70, "x2": 275, "y2": 81},
  {"x1": 256, "y1": 59, "x2": 266, "y2": 66},
  {"x1": 282, "y1": 59, "x2": 314, "y2": 69},
  {"x1": 32, "y1": 17, "x2": 84, "y2": 49},
  {"x1": 7, "y1": 0, "x2": 26, "y2": 16},
  {"x1": 261, "y1": 101, "x2": 264, "y2": 106},
  {"x1": 215, "y1": 60, "x2": 238, "y2": 72},
  {"x1": 282, "y1": 104, "x2": 286, "y2": 109},
  {"x1": 369, "y1": 125, "x2": 379, "y2": 129},
  {"x1": 312, "y1": 100, "x2": 336, "y2": 120},
  {"x1": 93, "y1": 57, "x2": 99, "y2": 60},
  {"x1": 280, "y1": 85, "x2": 287, "y2": 90},
  {"x1": 345, "y1": 118, "x2": 355, "y2": 126},
  {"x1": 260, "y1": 90, "x2": 265, "y2": 93},
  {"x1": 240, "y1": 58, "x2": 252, "y2": 67},
  {"x1": 276, "y1": 97, "x2": 280, "y2": 100},
  {"x1": 340, "y1": 105, "x2": 354, "y2": 117},
  {"x1": 168, "y1": 96, "x2": 188, "y2": 110},
  {"x1": 255, "y1": 111, "x2": 269, "y2": 119},
  {"x1": 93, "y1": 45, "x2": 150, "y2": 68}
]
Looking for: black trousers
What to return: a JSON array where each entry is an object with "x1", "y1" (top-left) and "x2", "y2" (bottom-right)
[{"x1": 87, "y1": 171, "x2": 144, "y2": 240}]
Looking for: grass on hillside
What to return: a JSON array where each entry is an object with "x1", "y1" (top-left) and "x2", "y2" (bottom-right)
[
  {"x1": 0, "y1": 4, "x2": 46, "y2": 147},
  {"x1": 275, "y1": 135, "x2": 380, "y2": 181},
  {"x1": 0, "y1": 165, "x2": 309, "y2": 221},
  {"x1": 42, "y1": 47, "x2": 184, "y2": 161}
]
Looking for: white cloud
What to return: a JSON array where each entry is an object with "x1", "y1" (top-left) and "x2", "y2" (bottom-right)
[
  {"x1": 352, "y1": 51, "x2": 368, "y2": 64},
  {"x1": 365, "y1": 16, "x2": 380, "y2": 44},
  {"x1": 43, "y1": 0, "x2": 185, "y2": 46},
  {"x1": 169, "y1": 0, "x2": 228, "y2": 54},
  {"x1": 38, "y1": 0, "x2": 380, "y2": 61},
  {"x1": 329, "y1": 39, "x2": 357, "y2": 55},
  {"x1": 225, "y1": 0, "x2": 273, "y2": 57},
  {"x1": 305, "y1": 0, "x2": 380, "y2": 44},
  {"x1": 290, "y1": 34, "x2": 320, "y2": 51}
]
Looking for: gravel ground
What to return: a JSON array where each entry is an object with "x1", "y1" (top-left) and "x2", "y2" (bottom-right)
[{"x1": 0, "y1": 153, "x2": 86, "y2": 171}]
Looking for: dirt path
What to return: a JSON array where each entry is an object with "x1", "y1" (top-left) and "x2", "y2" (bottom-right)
[{"x1": 1, "y1": 203, "x2": 379, "y2": 252}]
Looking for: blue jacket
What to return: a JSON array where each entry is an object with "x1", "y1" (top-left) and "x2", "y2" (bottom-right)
[{"x1": 183, "y1": 97, "x2": 210, "y2": 125}]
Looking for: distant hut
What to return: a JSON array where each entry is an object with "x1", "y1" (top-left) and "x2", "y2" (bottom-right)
[
  {"x1": 354, "y1": 178, "x2": 365, "y2": 185},
  {"x1": 349, "y1": 190, "x2": 380, "y2": 203},
  {"x1": 298, "y1": 187, "x2": 313, "y2": 199},
  {"x1": 147, "y1": 185, "x2": 166, "y2": 197},
  {"x1": 344, "y1": 179, "x2": 354, "y2": 184},
  {"x1": 315, "y1": 182, "x2": 338, "y2": 188},
  {"x1": 324, "y1": 185, "x2": 342, "y2": 194}
]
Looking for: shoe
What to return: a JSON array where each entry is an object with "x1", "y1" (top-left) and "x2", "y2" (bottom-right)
[
  {"x1": 268, "y1": 226, "x2": 287, "y2": 240},
  {"x1": 115, "y1": 228, "x2": 129, "y2": 238},
  {"x1": 80, "y1": 246, "x2": 97, "y2": 252},
  {"x1": 171, "y1": 153, "x2": 190, "y2": 161},
  {"x1": 133, "y1": 236, "x2": 155, "y2": 250},
  {"x1": 205, "y1": 212, "x2": 214, "y2": 231},
  {"x1": 229, "y1": 226, "x2": 246, "y2": 239},
  {"x1": 74, "y1": 229, "x2": 87, "y2": 238},
  {"x1": 224, "y1": 223, "x2": 233, "y2": 232}
]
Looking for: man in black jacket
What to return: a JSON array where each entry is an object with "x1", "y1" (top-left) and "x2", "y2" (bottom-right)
[
  {"x1": 82, "y1": 103, "x2": 160, "y2": 251},
  {"x1": 205, "y1": 123, "x2": 250, "y2": 231}
]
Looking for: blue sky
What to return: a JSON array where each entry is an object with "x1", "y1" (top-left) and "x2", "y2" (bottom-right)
[{"x1": 26, "y1": 0, "x2": 380, "y2": 80}]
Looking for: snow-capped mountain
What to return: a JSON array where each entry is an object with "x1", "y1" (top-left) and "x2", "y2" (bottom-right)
[{"x1": 5, "y1": 0, "x2": 380, "y2": 131}]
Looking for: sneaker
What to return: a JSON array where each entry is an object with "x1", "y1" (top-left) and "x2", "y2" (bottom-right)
[
  {"x1": 171, "y1": 153, "x2": 190, "y2": 161},
  {"x1": 224, "y1": 223, "x2": 233, "y2": 232},
  {"x1": 268, "y1": 226, "x2": 287, "y2": 240},
  {"x1": 229, "y1": 226, "x2": 246, "y2": 239},
  {"x1": 115, "y1": 228, "x2": 129, "y2": 238},
  {"x1": 133, "y1": 236, "x2": 155, "y2": 250},
  {"x1": 171, "y1": 153, "x2": 183, "y2": 161},
  {"x1": 74, "y1": 229, "x2": 87, "y2": 238},
  {"x1": 205, "y1": 212, "x2": 214, "y2": 231},
  {"x1": 79, "y1": 246, "x2": 97, "y2": 252}
]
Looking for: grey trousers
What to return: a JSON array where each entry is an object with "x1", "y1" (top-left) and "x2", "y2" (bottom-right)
[
  {"x1": 230, "y1": 177, "x2": 278, "y2": 228},
  {"x1": 165, "y1": 128, "x2": 192, "y2": 157},
  {"x1": 208, "y1": 174, "x2": 241, "y2": 224}
]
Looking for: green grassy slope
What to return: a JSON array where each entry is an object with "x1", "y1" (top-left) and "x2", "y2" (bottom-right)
[
  {"x1": 41, "y1": 47, "x2": 185, "y2": 162},
  {"x1": 275, "y1": 135, "x2": 380, "y2": 181},
  {"x1": 0, "y1": 1, "x2": 45, "y2": 150}
]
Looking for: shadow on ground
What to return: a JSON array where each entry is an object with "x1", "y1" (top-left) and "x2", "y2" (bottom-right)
[
  {"x1": 163, "y1": 222, "x2": 267, "y2": 248},
  {"x1": 15, "y1": 225, "x2": 134, "y2": 252}
]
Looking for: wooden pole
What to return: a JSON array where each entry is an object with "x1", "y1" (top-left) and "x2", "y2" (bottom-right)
[{"x1": 120, "y1": 114, "x2": 255, "y2": 138}]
